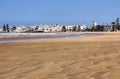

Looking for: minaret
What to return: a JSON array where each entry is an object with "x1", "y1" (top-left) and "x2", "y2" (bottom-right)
[{"x1": 93, "y1": 20, "x2": 97, "y2": 28}]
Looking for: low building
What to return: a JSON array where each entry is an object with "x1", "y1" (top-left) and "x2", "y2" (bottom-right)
[
  {"x1": 104, "y1": 24, "x2": 112, "y2": 32},
  {"x1": 50, "y1": 24, "x2": 62, "y2": 32},
  {"x1": 10, "y1": 26, "x2": 29, "y2": 33},
  {"x1": 80, "y1": 24, "x2": 87, "y2": 31}
]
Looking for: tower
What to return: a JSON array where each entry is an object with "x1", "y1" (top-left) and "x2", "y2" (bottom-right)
[{"x1": 93, "y1": 20, "x2": 97, "y2": 28}]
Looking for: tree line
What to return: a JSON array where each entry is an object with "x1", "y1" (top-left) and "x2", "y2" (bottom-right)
[{"x1": 3, "y1": 24, "x2": 9, "y2": 32}]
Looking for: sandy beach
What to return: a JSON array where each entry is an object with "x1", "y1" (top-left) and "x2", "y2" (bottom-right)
[{"x1": 0, "y1": 32, "x2": 120, "y2": 79}]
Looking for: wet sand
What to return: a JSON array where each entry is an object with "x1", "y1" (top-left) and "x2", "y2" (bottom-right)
[
  {"x1": 0, "y1": 32, "x2": 120, "y2": 79},
  {"x1": 0, "y1": 32, "x2": 102, "y2": 41},
  {"x1": 0, "y1": 32, "x2": 104, "y2": 44}
]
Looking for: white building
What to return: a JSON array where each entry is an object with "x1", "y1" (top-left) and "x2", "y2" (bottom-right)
[
  {"x1": 93, "y1": 20, "x2": 97, "y2": 27},
  {"x1": 80, "y1": 24, "x2": 87, "y2": 31},
  {"x1": 50, "y1": 24, "x2": 62, "y2": 32},
  {"x1": 66, "y1": 25, "x2": 73, "y2": 32},
  {"x1": 12, "y1": 26, "x2": 28, "y2": 33}
]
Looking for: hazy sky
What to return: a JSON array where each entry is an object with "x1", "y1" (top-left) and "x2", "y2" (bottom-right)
[{"x1": 0, "y1": 0, "x2": 120, "y2": 26}]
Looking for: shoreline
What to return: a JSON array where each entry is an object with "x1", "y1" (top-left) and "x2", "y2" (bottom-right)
[
  {"x1": 0, "y1": 32, "x2": 112, "y2": 41},
  {"x1": 0, "y1": 32, "x2": 105, "y2": 44}
]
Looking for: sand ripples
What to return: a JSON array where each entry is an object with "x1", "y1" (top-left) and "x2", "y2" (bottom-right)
[
  {"x1": 1, "y1": 52, "x2": 120, "y2": 79},
  {"x1": 1, "y1": 37, "x2": 120, "y2": 79}
]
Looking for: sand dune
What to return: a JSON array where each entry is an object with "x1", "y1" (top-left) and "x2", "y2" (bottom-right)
[{"x1": 0, "y1": 32, "x2": 120, "y2": 79}]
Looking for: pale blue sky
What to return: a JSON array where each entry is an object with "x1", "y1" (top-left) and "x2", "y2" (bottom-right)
[{"x1": 0, "y1": 0, "x2": 120, "y2": 27}]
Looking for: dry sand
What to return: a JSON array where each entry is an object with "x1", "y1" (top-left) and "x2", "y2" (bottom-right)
[{"x1": 0, "y1": 32, "x2": 120, "y2": 79}]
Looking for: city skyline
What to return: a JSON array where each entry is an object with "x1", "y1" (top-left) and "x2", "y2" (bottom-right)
[{"x1": 0, "y1": 0, "x2": 120, "y2": 27}]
